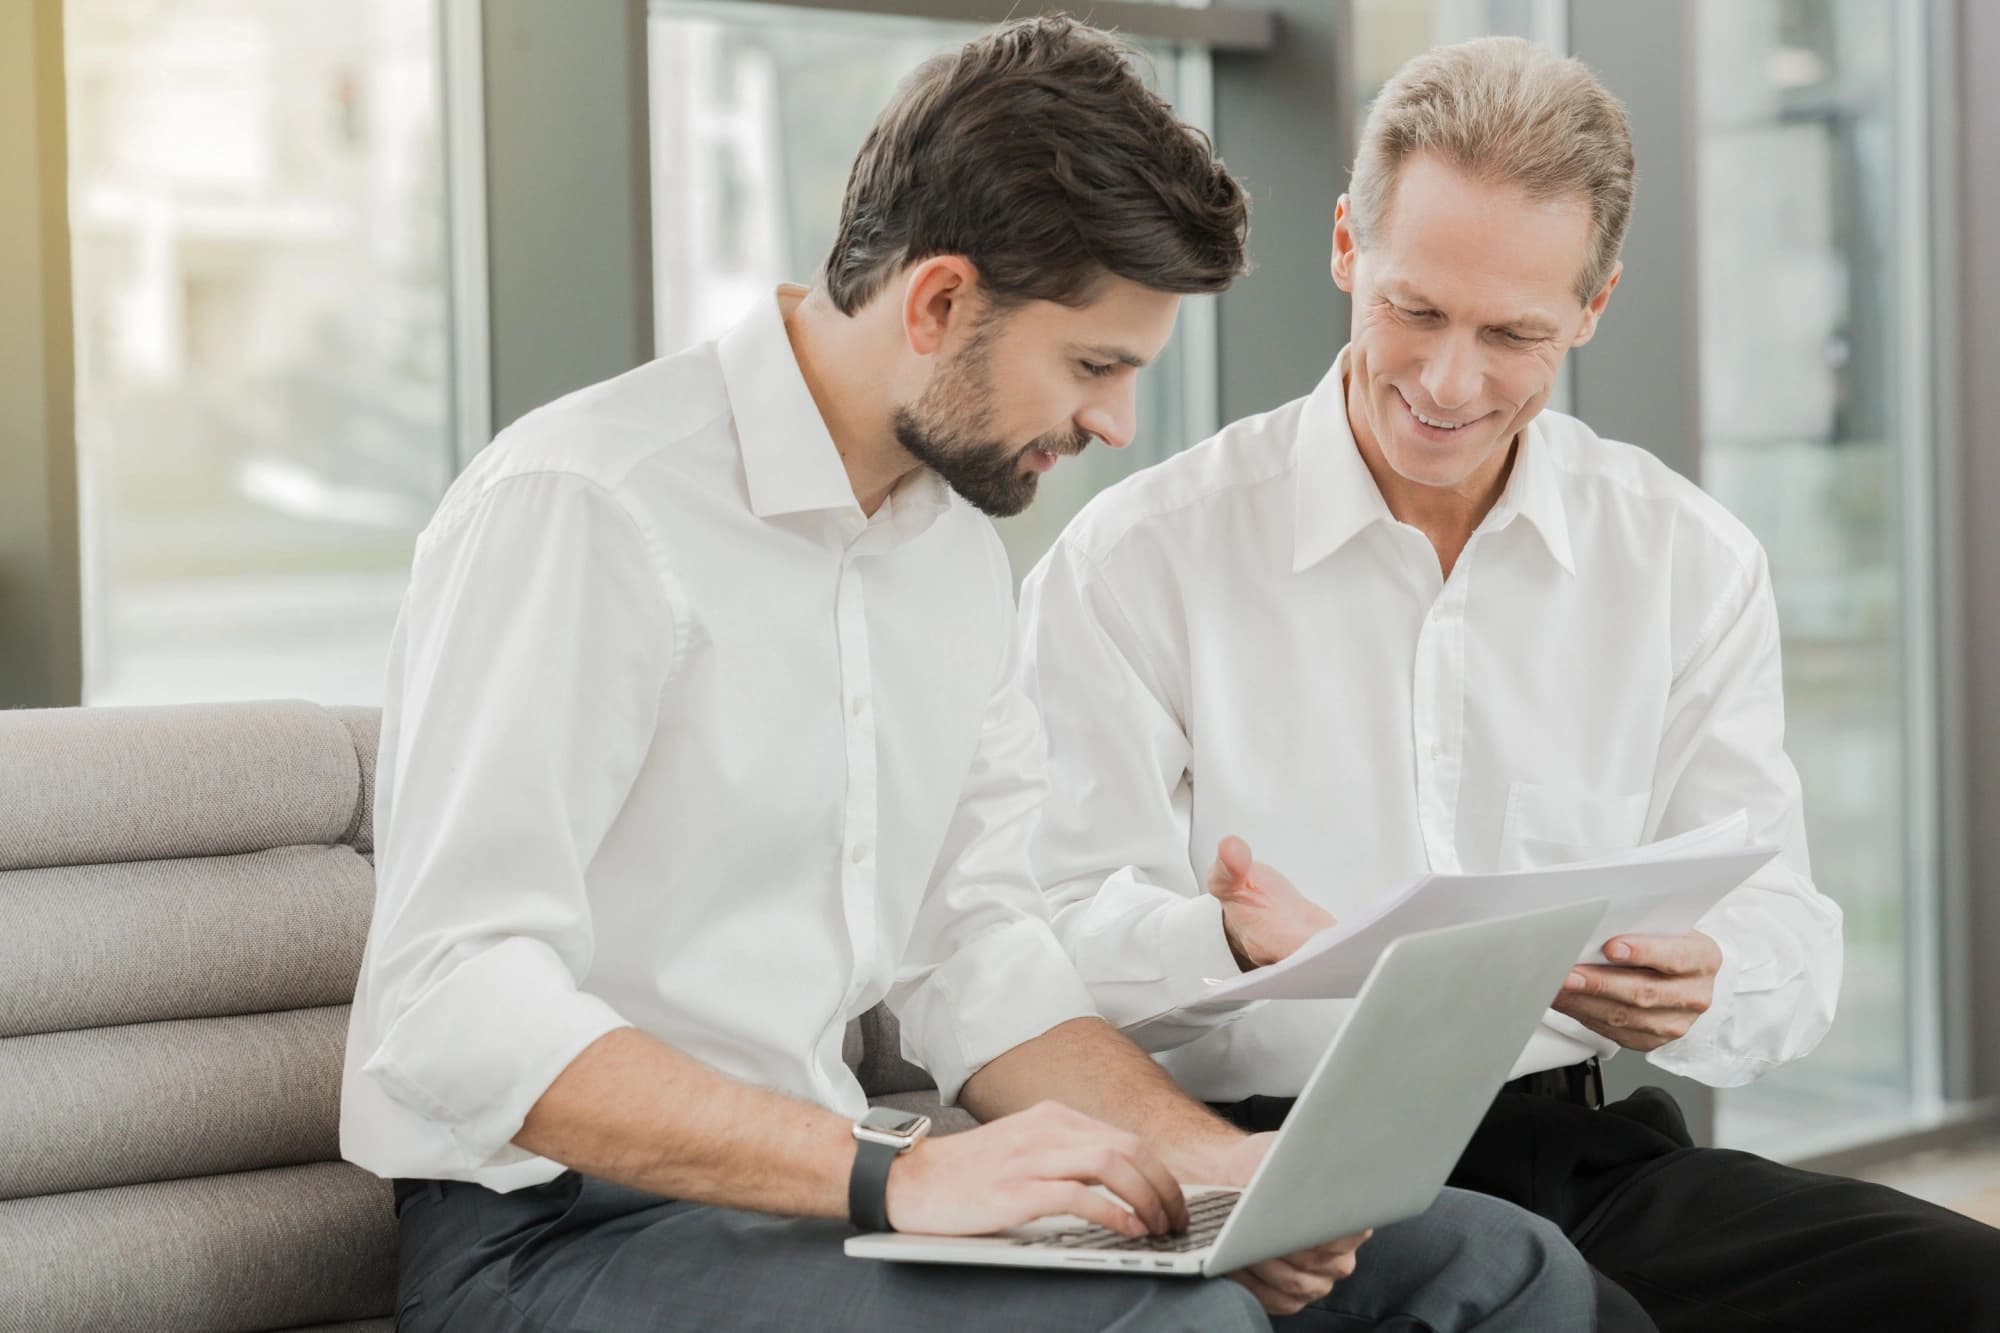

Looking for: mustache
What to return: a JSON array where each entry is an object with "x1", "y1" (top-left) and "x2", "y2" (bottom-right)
[{"x1": 1024, "y1": 430, "x2": 1093, "y2": 459}]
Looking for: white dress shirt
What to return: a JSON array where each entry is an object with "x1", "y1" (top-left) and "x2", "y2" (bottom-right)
[
  {"x1": 341, "y1": 287, "x2": 1097, "y2": 1190},
  {"x1": 1018, "y1": 349, "x2": 1843, "y2": 1102}
]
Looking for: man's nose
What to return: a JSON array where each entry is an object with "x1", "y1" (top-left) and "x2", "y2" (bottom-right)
[
  {"x1": 1420, "y1": 338, "x2": 1483, "y2": 413},
  {"x1": 1076, "y1": 383, "x2": 1137, "y2": 450}
]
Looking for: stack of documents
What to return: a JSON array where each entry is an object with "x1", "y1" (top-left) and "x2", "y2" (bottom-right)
[{"x1": 1142, "y1": 811, "x2": 1777, "y2": 1022}]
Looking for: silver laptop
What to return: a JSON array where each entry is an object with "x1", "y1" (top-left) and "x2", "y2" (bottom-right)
[{"x1": 846, "y1": 899, "x2": 1605, "y2": 1278}]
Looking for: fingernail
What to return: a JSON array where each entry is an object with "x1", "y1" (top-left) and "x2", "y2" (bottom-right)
[
  {"x1": 1564, "y1": 971, "x2": 1585, "y2": 991},
  {"x1": 1607, "y1": 942, "x2": 1632, "y2": 962}
]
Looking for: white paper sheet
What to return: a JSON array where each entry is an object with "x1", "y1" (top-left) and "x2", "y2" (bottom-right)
[{"x1": 1163, "y1": 811, "x2": 1778, "y2": 1010}]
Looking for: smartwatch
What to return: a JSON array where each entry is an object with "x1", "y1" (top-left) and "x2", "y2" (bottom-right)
[{"x1": 848, "y1": 1106, "x2": 932, "y2": 1232}]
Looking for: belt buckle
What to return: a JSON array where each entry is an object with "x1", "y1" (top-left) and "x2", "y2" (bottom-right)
[{"x1": 1579, "y1": 1056, "x2": 1605, "y2": 1110}]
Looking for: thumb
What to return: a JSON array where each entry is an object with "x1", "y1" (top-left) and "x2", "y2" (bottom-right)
[{"x1": 1207, "y1": 836, "x2": 1254, "y2": 897}]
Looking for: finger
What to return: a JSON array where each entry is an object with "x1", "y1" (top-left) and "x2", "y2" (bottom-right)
[
  {"x1": 1207, "y1": 836, "x2": 1254, "y2": 895},
  {"x1": 1229, "y1": 1269, "x2": 1311, "y2": 1317},
  {"x1": 1129, "y1": 1145, "x2": 1192, "y2": 1233},
  {"x1": 1030, "y1": 1181, "x2": 1148, "y2": 1238},
  {"x1": 1046, "y1": 1112, "x2": 1187, "y2": 1230},
  {"x1": 1550, "y1": 989, "x2": 1692, "y2": 1044},
  {"x1": 1562, "y1": 965, "x2": 1711, "y2": 1015},
  {"x1": 1599, "y1": 930, "x2": 1723, "y2": 976},
  {"x1": 1271, "y1": 1243, "x2": 1358, "y2": 1284},
  {"x1": 1253, "y1": 1257, "x2": 1336, "y2": 1303},
  {"x1": 1296, "y1": 1229, "x2": 1371, "y2": 1266},
  {"x1": 1033, "y1": 1144, "x2": 1176, "y2": 1234}
]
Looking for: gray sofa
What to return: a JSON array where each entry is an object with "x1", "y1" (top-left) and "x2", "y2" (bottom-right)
[{"x1": 0, "y1": 701, "x2": 957, "y2": 1333}]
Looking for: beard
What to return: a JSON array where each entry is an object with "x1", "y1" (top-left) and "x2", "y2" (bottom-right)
[{"x1": 893, "y1": 332, "x2": 1090, "y2": 518}]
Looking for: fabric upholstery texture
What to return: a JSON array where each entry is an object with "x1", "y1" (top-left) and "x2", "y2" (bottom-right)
[
  {"x1": 0, "y1": 700, "x2": 959, "y2": 1330},
  {"x1": 0, "y1": 1006, "x2": 348, "y2": 1201},
  {"x1": 0, "y1": 845, "x2": 374, "y2": 1038},
  {"x1": 326, "y1": 707, "x2": 378, "y2": 855},
  {"x1": 855, "y1": 1000, "x2": 937, "y2": 1096},
  {"x1": 0, "y1": 1162, "x2": 396, "y2": 1333},
  {"x1": 0, "y1": 702, "x2": 364, "y2": 872}
]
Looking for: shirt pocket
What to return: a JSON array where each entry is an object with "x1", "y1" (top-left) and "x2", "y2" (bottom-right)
[{"x1": 1497, "y1": 781, "x2": 1650, "y2": 870}]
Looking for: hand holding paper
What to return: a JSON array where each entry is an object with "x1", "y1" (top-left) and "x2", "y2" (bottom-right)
[
  {"x1": 1554, "y1": 928, "x2": 1727, "y2": 1052},
  {"x1": 1133, "y1": 811, "x2": 1776, "y2": 1025}
]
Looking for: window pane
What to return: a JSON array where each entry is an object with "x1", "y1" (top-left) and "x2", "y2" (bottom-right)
[
  {"x1": 1698, "y1": 0, "x2": 1937, "y2": 1154},
  {"x1": 65, "y1": 0, "x2": 456, "y2": 706},
  {"x1": 647, "y1": 1, "x2": 1210, "y2": 580}
]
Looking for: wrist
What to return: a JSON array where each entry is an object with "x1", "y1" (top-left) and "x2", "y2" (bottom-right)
[
  {"x1": 880, "y1": 1137, "x2": 930, "y2": 1230},
  {"x1": 1162, "y1": 1123, "x2": 1250, "y2": 1188},
  {"x1": 1219, "y1": 912, "x2": 1259, "y2": 971}
]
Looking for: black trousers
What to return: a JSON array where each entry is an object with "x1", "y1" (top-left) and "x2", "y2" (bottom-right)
[{"x1": 1218, "y1": 1067, "x2": 2000, "y2": 1333}]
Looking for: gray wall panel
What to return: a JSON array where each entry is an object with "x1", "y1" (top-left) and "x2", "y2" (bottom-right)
[
  {"x1": 1566, "y1": 0, "x2": 1700, "y2": 481},
  {"x1": 1957, "y1": 0, "x2": 2000, "y2": 1099},
  {"x1": 0, "y1": 0, "x2": 81, "y2": 710},
  {"x1": 1212, "y1": 1, "x2": 1352, "y2": 424},
  {"x1": 483, "y1": 0, "x2": 654, "y2": 434}
]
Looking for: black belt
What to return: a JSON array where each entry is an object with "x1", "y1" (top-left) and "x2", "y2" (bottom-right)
[{"x1": 1503, "y1": 1056, "x2": 1605, "y2": 1110}]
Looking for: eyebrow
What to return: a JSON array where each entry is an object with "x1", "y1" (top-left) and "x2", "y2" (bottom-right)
[
  {"x1": 1073, "y1": 343, "x2": 1150, "y2": 369},
  {"x1": 1386, "y1": 288, "x2": 1560, "y2": 336}
]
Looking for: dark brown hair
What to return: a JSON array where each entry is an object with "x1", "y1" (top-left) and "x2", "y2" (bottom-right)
[{"x1": 821, "y1": 15, "x2": 1250, "y2": 315}]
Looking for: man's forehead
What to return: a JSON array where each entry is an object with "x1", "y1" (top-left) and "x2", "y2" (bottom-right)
[
  {"x1": 1022, "y1": 283, "x2": 1180, "y2": 360},
  {"x1": 1367, "y1": 154, "x2": 1593, "y2": 317},
  {"x1": 1374, "y1": 270, "x2": 1568, "y2": 331}
]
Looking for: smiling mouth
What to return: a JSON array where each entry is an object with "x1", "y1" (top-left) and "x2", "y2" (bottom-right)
[{"x1": 1397, "y1": 389, "x2": 1481, "y2": 432}]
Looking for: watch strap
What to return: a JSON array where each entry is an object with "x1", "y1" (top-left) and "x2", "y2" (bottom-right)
[{"x1": 848, "y1": 1134, "x2": 901, "y2": 1232}]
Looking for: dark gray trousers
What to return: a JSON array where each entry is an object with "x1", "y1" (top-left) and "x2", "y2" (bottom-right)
[{"x1": 393, "y1": 1174, "x2": 1593, "y2": 1332}]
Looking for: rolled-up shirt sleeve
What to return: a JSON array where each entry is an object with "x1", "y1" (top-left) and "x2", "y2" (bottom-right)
[
  {"x1": 1013, "y1": 536, "x2": 1247, "y2": 1048},
  {"x1": 1645, "y1": 541, "x2": 1844, "y2": 1086},
  {"x1": 352, "y1": 470, "x2": 674, "y2": 1169},
  {"x1": 887, "y1": 556, "x2": 1099, "y2": 1105}
]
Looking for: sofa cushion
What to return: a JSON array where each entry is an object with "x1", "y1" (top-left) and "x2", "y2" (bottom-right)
[
  {"x1": 0, "y1": 1006, "x2": 348, "y2": 1201},
  {"x1": 0, "y1": 1161, "x2": 396, "y2": 1333},
  {"x1": 327, "y1": 707, "x2": 379, "y2": 855},
  {"x1": 0, "y1": 701, "x2": 365, "y2": 872},
  {"x1": 0, "y1": 846, "x2": 373, "y2": 1038}
]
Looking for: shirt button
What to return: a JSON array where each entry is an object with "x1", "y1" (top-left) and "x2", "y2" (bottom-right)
[
  {"x1": 851, "y1": 696, "x2": 867, "y2": 717},
  {"x1": 1430, "y1": 742, "x2": 1445, "y2": 759},
  {"x1": 851, "y1": 844, "x2": 868, "y2": 865}
]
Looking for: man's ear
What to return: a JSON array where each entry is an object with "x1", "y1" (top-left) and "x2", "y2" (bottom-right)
[
  {"x1": 900, "y1": 255, "x2": 980, "y2": 356},
  {"x1": 1572, "y1": 261, "x2": 1622, "y2": 347},
  {"x1": 1331, "y1": 195, "x2": 1359, "y2": 294}
]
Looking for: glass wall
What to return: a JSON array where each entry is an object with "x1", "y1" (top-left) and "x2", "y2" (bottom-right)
[
  {"x1": 1698, "y1": 0, "x2": 1941, "y2": 1154},
  {"x1": 648, "y1": 0, "x2": 1213, "y2": 580},
  {"x1": 64, "y1": 0, "x2": 456, "y2": 706}
]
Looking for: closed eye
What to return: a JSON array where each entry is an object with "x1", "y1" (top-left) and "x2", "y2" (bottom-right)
[{"x1": 1080, "y1": 360, "x2": 1118, "y2": 379}]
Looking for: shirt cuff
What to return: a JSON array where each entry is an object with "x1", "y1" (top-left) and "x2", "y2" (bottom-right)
[
  {"x1": 359, "y1": 936, "x2": 633, "y2": 1168},
  {"x1": 897, "y1": 917, "x2": 1099, "y2": 1106},
  {"x1": 1643, "y1": 925, "x2": 1772, "y2": 1088},
  {"x1": 1155, "y1": 892, "x2": 1248, "y2": 998}
]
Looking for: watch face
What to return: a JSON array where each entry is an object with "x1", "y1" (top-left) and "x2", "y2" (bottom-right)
[{"x1": 858, "y1": 1107, "x2": 929, "y2": 1138}]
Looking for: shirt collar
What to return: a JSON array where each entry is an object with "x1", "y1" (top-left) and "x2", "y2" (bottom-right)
[
  {"x1": 1292, "y1": 345, "x2": 1574, "y2": 576},
  {"x1": 1292, "y1": 348, "x2": 1397, "y2": 574},
  {"x1": 1481, "y1": 414, "x2": 1576, "y2": 575},
  {"x1": 716, "y1": 285, "x2": 878, "y2": 520}
]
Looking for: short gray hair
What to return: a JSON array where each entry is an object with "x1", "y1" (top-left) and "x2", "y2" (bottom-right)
[{"x1": 1348, "y1": 36, "x2": 1634, "y2": 303}]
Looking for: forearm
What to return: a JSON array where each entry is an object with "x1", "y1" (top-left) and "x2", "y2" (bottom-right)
[
  {"x1": 514, "y1": 1026, "x2": 856, "y2": 1217},
  {"x1": 958, "y1": 1016, "x2": 1243, "y2": 1183}
]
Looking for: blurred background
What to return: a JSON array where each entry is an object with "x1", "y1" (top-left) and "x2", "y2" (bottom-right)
[{"x1": 5, "y1": 0, "x2": 1997, "y2": 1189}]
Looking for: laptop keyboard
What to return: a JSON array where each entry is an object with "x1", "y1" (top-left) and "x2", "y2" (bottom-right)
[{"x1": 1012, "y1": 1190, "x2": 1242, "y2": 1254}]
